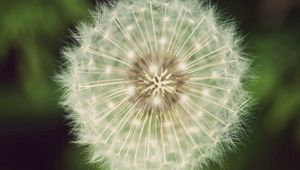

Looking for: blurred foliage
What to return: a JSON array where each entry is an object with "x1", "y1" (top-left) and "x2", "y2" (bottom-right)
[
  {"x1": 0, "y1": 0, "x2": 88, "y2": 116},
  {"x1": 252, "y1": 31, "x2": 300, "y2": 133},
  {"x1": 0, "y1": 0, "x2": 299, "y2": 170}
]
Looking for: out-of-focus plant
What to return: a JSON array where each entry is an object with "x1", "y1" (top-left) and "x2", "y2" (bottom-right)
[{"x1": 0, "y1": 0, "x2": 89, "y2": 113}]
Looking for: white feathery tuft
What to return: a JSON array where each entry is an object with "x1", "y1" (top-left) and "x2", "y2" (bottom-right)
[{"x1": 57, "y1": 0, "x2": 251, "y2": 169}]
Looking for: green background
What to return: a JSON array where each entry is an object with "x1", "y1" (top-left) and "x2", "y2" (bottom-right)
[{"x1": 0, "y1": 0, "x2": 299, "y2": 169}]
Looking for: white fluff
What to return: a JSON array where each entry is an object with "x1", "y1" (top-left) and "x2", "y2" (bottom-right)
[{"x1": 57, "y1": 0, "x2": 251, "y2": 169}]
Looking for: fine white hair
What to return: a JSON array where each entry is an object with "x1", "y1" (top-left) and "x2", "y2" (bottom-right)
[{"x1": 57, "y1": 0, "x2": 251, "y2": 169}]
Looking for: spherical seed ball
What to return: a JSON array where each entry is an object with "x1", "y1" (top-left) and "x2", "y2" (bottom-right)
[{"x1": 57, "y1": 0, "x2": 251, "y2": 169}]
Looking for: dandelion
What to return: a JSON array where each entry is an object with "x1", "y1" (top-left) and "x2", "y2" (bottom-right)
[{"x1": 58, "y1": 0, "x2": 251, "y2": 169}]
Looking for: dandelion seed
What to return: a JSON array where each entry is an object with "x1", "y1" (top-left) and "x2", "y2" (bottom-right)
[{"x1": 57, "y1": 0, "x2": 251, "y2": 169}]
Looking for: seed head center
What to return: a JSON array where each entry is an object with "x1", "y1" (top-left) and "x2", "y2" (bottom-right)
[
  {"x1": 128, "y1": 54, "x2": 188, "y2": 113},
  {"x1": 141, "y1": 67, "x2": 175, "y2": 96}
]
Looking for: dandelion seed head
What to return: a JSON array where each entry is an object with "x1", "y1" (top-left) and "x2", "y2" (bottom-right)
[{"x1": 57, "y1": 0, "x2": 251, "y2": 169}]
